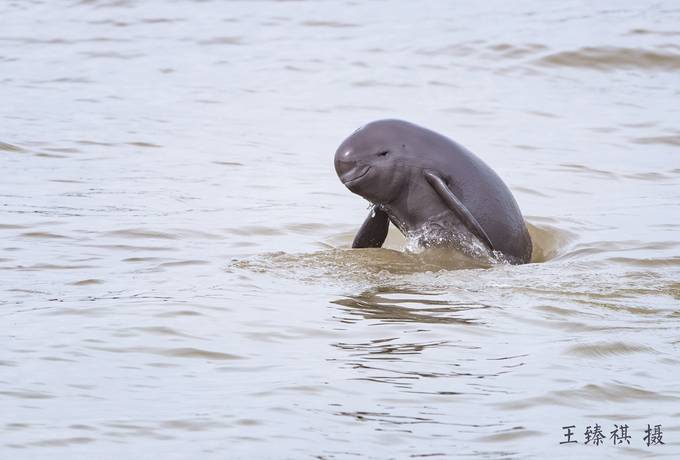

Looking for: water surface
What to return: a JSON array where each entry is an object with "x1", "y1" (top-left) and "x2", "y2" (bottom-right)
[{"x1": 2, "y1": 1, "x2": 680, "y2": 458}]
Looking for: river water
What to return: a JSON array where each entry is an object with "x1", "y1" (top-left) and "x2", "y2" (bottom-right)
[{"x1": 2, "y1": 1, "x2": 679, "y2": 459}]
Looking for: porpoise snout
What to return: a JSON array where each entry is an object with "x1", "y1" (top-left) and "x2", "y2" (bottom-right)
[{"x1": 334, "y1": 148, "x2": 357, "y2": 183}]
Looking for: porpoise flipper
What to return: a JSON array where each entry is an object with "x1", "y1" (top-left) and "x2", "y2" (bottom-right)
[
  {"x1": 424, "y1": 171, "x2": 495, "y2": 251},
  {"x1": 352, "y1": 205, "x2": 390, "y2": 248}
]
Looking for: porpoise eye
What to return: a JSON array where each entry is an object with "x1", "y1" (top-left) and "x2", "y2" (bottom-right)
[{"x1": 376, "y1": 150, "x2": 390, "y2": 157}]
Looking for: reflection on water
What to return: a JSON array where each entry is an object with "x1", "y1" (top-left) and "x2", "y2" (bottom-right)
[
  {"x1": 332, "y1": 285, "x2": 488, "y2": 324},
  {"x1": 2, "y1": 0, "x2": 680, "y2": 458}
]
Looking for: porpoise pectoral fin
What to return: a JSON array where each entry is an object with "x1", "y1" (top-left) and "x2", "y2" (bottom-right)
[
  {"x1": 352, "y1": 205, "x2": 390, "y2": 248},
  {"x1": 424, "y1": 171, "x2": 495, "y2": 251}
]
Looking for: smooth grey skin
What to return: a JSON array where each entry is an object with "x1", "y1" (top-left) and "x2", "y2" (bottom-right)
[{"x1": 334, "y1": 119, "x2": 532, "y2": 264}]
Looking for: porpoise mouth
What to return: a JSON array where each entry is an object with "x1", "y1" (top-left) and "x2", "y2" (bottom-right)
[{"x1": 342, "y1": 166, "x2": 371, "y2": 186}]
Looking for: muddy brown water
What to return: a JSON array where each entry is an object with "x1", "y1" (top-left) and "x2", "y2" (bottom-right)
[{"x1": 2, "y1": 1, "x2": 680, "y2": 459}]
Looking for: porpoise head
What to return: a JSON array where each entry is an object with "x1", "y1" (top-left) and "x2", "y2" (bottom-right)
[{"x1": 334, "y1": 119, "x2": 418, "y2": 204}]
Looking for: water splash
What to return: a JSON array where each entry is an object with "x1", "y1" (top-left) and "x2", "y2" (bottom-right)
[{"x1": 403, "y1": 222, "x2": 511, "y2": 265}]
